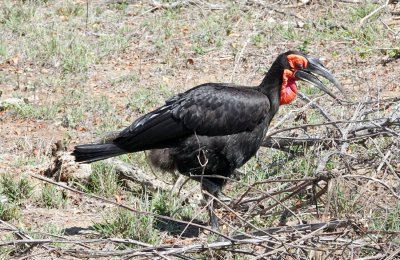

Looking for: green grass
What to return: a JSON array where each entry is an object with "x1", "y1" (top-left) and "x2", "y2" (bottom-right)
[
  {"x1": 152, "y1": 191, "x2": 196, "y2": 221},
  {"x1": 107, "y1": 0, "x2": 129, "y2": 11},
  {"x1": 0, "y1": 230, "x2": 17, "y2": 257},
  {"x1": 75, "y1": 161, "x2": 121, "y2": 197},
  {"x1": 27, "y1": 223, "x2": 65, "y2": 239},
  {"x1": 12, "y1": 155, "x2": 45, "y2": 167},
  {"x1": 127, "y1": 83, "x2": 174, "y2": 114},
  {"x1": 58, "y1": 89, "x2": 123, "y2": 130},
  {"x1": 0, "y1": 41, "x2": 8, "y2": 62},
  {"x1": 0, "y1": 174, "x2": 32, "y2": 221},
  {"x1": 109, "y1": 72, "x2": 139, "y2": 87},
  {"x1": 0, "y1": 0, "x2": 134, "y2": 81},
  {"x1": 0, "y1": 174, "x2": 34, "y2": 204},
  {"x1": 0, "y1": 1, "x2": 38, "y2": 33},
  {"x1": 55, "y1": 1, "x2": 85, "y2": 17},
  {"x1": 93, "y1": 191, "x2": 200, "y2": 242},
  {"x1": 350, "y1": 3, "x2": 380, "y2": 21},
  {"x1": 41, "y1": 183, "x2": 68, "y2": 208},
  {"x1": 94, "y1": 206, "x2": 160, "y2": 244},
  {"x1": 371, "y1": 202, "x2": 400, "y2": 232},
  {"x1": 11, "y1": 102, "x2": 60, "y2": 120},
  {"x1": 0, "y1": 203, "x2": 21, "y2": 221}
]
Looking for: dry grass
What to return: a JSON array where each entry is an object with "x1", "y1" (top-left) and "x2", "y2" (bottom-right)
[{"x1": 0, "y1": 0, "x2": 399, "y2": 259}]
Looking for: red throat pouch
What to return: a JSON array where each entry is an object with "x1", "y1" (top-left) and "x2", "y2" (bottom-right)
[{"x1": 280, "y1": 70, "x2": 298, "y2": 105}]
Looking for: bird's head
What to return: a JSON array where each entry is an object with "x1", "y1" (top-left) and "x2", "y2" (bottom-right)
[{"x1": 278, "y1": 51, "x2": 343, "y2": 105}]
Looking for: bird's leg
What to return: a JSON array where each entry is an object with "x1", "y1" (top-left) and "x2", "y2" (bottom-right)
[
  {"x1": 208, "y1": 194, "x2": 219, "y2": 231},
  {"x1": 201, "y1": 179, "x2": 221, "y2": 231}
]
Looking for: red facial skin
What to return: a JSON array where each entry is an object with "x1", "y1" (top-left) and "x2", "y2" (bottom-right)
[
  {"x1": 280, "y1": 54, "x2": 309, "y2": 105},
  {"x1": 280, "y1": 69, "x2": 297, "y2": 105}
]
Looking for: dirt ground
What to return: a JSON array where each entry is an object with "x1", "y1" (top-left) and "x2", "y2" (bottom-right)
[{"x1": 0, "y1": 0, "x2": 400, "y2": 259}]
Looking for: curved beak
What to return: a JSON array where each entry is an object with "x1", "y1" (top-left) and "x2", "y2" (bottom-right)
[{"x1": 294, "y1": 56, "x2": 343, "y2": 100}]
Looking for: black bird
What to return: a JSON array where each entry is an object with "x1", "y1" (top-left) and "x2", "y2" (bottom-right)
[{"x1": 73, "y1": 51, "x2": 342, "y2": 229}]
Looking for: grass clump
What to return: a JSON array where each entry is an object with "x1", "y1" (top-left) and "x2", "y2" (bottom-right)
[
  {"x1": 152, "y1": 191, "x2": 197, "y2": 220},
  {"x1": 41, "y1": 184, "x2": 68, "y2": 208},
  {"x1": 56, "y1": 1, "x2": 84, "y2": 17},
  {"x1": 93, "y1": 208, "x2": 160, "y2": 244},
  {"x1": 74, "y1": 161, "x2": 121, "y2": 197},
  {"x1": 0, "y1": 1, "x2": 38, "y2": 33},
  {"x1": 371, "y1": 202, "x2": 400, "y2": 232},
  {"x1": 0, "y1": 174, "x2": 31, "y2": 221},
  {"x1": 93, "y1": 191, "x2": 199, "y2": 242},
  {"x1": 0, "y1": 174, "x2": 33, "y2": 204},
  {"x1": 0, "y1": 203, "x2": 21, "y2": 221}
]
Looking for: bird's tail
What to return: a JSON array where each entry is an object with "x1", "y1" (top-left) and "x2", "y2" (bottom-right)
[{"x1": 72, "y1": 143, "x2": 126, "y2": 163}]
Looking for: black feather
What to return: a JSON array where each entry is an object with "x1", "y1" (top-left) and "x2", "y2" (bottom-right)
[{"x1": 72, "y1": 143, "x2": 126, "y2": 163}]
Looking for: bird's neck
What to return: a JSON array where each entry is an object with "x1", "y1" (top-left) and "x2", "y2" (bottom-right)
[{"x1": 258, "y1": 65, "x2": 284, "y2": 118}]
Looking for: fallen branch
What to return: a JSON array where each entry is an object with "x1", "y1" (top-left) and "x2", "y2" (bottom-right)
[
  {"x1": 107, "y1": 158, "x2": 173, "y2": 192},
  {"x1": 233, "y1": 220, "x2": 349, "y2": 239}
]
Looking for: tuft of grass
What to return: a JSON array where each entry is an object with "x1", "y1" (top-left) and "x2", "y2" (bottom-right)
[
  {"x1": 93, "y1": 207, "x2": 160, "y2": 244},
  {"x1": 0, "y1": 174, "x2": 34, "y2": 204},
  {"x1": 350, "y1": 3, "x2": 380, "y2": 21},
  {"x1": 61, "y1": 40, "x2": 93, "y2": 73},
  {"x1": 0, "y1": 203, "x2": 21, "y2": 221},
  {"x1": 371, "y1": 202, "x2": 400, "y2": 232},
  {"x1": 0, "y1": 246, "x2": 14, "y2": 259},
  {"x1": 94, "y1": 191, "x2": 200, "y2": 242},
  {"x1": 152, "y1": 191, "x2": 195, "y2": 221},
  {"x1": 27, "y1": 223, "x2": 65, "y2": 240},
  {"x1": 56, "y1": 1, "x2": 84, "y2": 17},
  {"x1": 251, "y1": 33, "x2": 264, "y2": 46},
  {"x1": 0, "y1": 1, "x2": 38, "y2": 33},
  {"x1": 41, "y1": 183, "x2": 68, "y2": 208},
  {"x1": 0, "y1": 41, "x2": 8, "y2": 62},
  {"x1": 299, "y1": 83, "x2": 321, "y2": 96},
  {"x1": 107, "y1": 0, "x2": 129, "y2": 11},
  {"x1": 77, "y1": 161, "x2": 121, "y2": 197}
]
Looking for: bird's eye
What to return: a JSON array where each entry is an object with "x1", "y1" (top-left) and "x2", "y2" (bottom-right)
[{"x1": 296, "y1": 63, "x2": 303, "y2": 69}]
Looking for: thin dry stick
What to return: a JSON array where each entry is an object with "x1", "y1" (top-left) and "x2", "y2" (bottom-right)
[
  {"x1": 229, "y1": 36, "x2": 252, "y2": 82},
  {"x1": 204, "y1": 190, "x2": 292, "y2": 249},
  {"x1": 256, "y1": 222, "x2": 336, "y2": 258},
  {"x1": 0, "y1": 219, "x2": 51, "y2": 252},
  {"x1": 266, "y1": 95, "x2": 321, "y2": 135},
  {"x1": 359, "y1": 0, "x2": 390, "y2": 27},
  {"x1": 240, "y1": 180, "x2": 311, "y2": 206},
  {"x1": 233, "y1": 220, "x2": 348, "y2": 239},
  {"x1": 231, "y1": 178, "x2": 316, "y2": 208},
  {"x1": 297, "y1": 92, "x2": 344, "y2": 136},
  {"x1": 340, "y1": 174, "x2": 400, "y2": 200},
  {"x1": 266, "y1": 117, "x2": 394, "y2": 138},
  {"x1": 286, "y1": 0, "x2": 310, "y2": 8},
  {"x1": 370, "y1": 138, "x2": 398, "y2": 178},
  {"x1": 257, "y1": 181, "x2": 313, "y2": 215},
  {"x1": 85, "y1": 0, "x2": 89, "y2": 30}
]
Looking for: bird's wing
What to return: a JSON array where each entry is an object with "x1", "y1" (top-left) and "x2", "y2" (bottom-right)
[
  {"x1": 113, "y1": 84, "x2": 270, "y2": 151},
  {"x1": 171, "y1": 84, "x2": 271, "y2": 135}
]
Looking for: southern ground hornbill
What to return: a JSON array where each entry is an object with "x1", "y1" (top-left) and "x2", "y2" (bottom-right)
[{"x1": 73, "y1": 51, "x2": 342, "y2": 230}]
